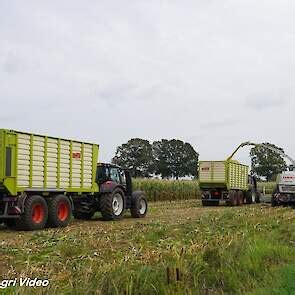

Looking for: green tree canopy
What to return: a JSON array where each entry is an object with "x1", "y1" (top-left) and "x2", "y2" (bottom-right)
[
  {"x1": 152, "y1": 139, "x2": 199, "y2": 179},
  {"x1": 250, "y1": 143, "x2": 287, "y2": 181},
  {"x1": 112, "y1": 138, "x2": 154, "y2": 177}
]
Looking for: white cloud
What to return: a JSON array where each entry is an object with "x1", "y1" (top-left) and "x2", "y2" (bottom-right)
[
  {"x1": 1, "y1": 0, "x2": 295, "y2": 162},
  {"x1": 245, "y1": 92, "x2": 290, "y2": 110}
]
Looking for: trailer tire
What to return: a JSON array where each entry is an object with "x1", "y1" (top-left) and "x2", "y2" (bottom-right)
[
  {"x1": 47, "y1": 195, "x2": 71, "y2": 228},
  {"x1": 131, "y1": 193, "x2": 148, "y2": 218},
  {"x1": 229, "y1": 190, "x2": 237, "y2": 206},
  {"x1": 73, "y1": 211, "x2": 94, "y2": 220},
  {"x1": 100, "y1": 189, "x2": 125, "y2": 221},
  {"x1": 16, "y1": 195, "x2": 48, "y2": 231},
  {"x1": 236, "y1": 191, "x2": 243, "y2": 206}
]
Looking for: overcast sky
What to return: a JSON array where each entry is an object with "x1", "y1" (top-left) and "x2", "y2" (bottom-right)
[{"x1": 1, "y1": 0, "x2": 295, "y2": 164}]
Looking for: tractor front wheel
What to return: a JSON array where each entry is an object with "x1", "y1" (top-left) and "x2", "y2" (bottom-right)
[
  {"x1": 131, "y1": 193, "x2": 148, "y2": 218},
  {"x1": 100, "y1": 189, "x2": 125, "y2": 220}
]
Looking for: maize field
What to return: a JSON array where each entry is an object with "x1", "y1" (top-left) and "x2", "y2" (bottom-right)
[
  {"x1": 133, "y1": 179, "x2": 200, "y2": 201},
  {"x1": 133, "y1": 179, "x2": 276, "y2": 202},
  {"x1": 258, "y1": 181, "x2": 276, "y2": 195}
]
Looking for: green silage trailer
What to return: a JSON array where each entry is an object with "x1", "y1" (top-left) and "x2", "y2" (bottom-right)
[
  {"x1": 0, "y1": 129, "x2": 148, "y2": 230},
  {"x1": 199, "y1": 160, "x2": 260, "y2": 206},
  {"x1": 0, "y1": 129, "x2": 99, "y2": 196}
]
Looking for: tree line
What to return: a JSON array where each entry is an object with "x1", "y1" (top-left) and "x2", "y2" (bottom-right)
[
  {"x1": 112, "y1": 138, "x2": 199, "y2": 179},
  {"x1": 112, "y1": 139, "x2": 288, "y2": 181}
]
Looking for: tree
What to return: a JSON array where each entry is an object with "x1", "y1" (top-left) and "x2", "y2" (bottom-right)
[
  {"x1": 112, "y1": 138, "x2": 154, "y2": 177},
  {"x1": 250, "y1": 143, "x2": 287, "y2": 181},
  {"x1": 152, "y1": 139, "x2": 199, "y2": 179}
]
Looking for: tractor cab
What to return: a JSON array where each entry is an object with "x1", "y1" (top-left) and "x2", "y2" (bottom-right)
[
  {"x1": 96, "y1": 163, "x2": 132, "y2": 196},
  {"x1": 92, "y1": 163, "x2": 147, "y2": 220}
]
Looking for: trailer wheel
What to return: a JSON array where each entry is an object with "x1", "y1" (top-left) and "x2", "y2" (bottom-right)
[
  {"x1": 228, "y1": 190, "x2": 237, "y2": 206},
  {"x1": 131, "y1": 193, "x2": 148, "y2": 218},
  {"x1": 100, "y1": 189, "x2": 125, "y2": 220},
  {"x1": 16, "y1": 195, "x2": 48, "y2": 231},
  {"x1": 47, "y1": 195, "x2": 71, "y2": 228},
  {"x1": 242, "y1": 191, "x2": 246, "y2": 205},
  {"x1": 236, "y1": 191, "x2": 243, "y2": 206}
]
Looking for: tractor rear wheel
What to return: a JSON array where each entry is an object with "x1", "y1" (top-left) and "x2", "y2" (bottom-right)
[
  {"x1": 100, "y1": 189, "x2": 125, "y2": 220},
  {"x1": 47, "y1": 195, "x2": 71, "y2": 228},
  {"x1": 131, "y1": 193, "x2": 148, "y2": 218},
  {"x1": 16, "y1": 195, "x2": 48, "y2": 231}
]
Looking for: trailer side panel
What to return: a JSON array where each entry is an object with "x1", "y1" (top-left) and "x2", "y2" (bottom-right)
[
  {"x1": 199, "y1": 161, "x2": 226, "y2": 183},
  {"x1": 227, "y1": 161, "x2": 248, "y2": 190},
  {"x1": 0, "y1": 129, "x2": 99, "y2": 196},
  {"x1": 199, "y1": 160, "x2": 248, "y2": 191}
]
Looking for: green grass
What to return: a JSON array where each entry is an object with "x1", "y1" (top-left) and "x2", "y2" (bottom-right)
[
  {"x1": 0, "y1": 200, "x2": 294, "y2": 294},
  {"x1": 250, "y1": 264, "x2": 295, "y2": 295}
]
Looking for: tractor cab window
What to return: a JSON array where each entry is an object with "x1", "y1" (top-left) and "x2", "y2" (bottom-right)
[
  {"x1": 96, "y1": 165, "x2": 107, "y2": 183},
  {"x1": 119, "y1": 169, "x2": 126, "y2": 185},
  {"x1": 110, "y1": 167, "x2": 120, "y2": 183}
]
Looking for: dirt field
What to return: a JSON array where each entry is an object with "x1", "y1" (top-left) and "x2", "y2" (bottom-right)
[{"x1": 0, "y1": 200, "x2": 294, "y2": 294}]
